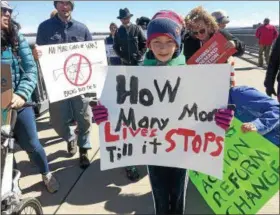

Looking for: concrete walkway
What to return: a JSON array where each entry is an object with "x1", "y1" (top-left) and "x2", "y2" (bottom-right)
[{"x1": 15, "y1": 57, "x2": 279, "y2": 214}]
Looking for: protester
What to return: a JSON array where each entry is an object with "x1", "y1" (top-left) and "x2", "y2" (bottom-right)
[
  {"x1": 92, "y1": 10, "x2": 235, "y2": 214},
  {"x1": 255, "y1": 18, "x2": 278, "y2": 67},
  {"x1": 34, "y1": 1, "x2": 93, "y2": 169},
  {"x1": 183, "y1": 6, "x2": 245, "y2": 63},
  {"x1": 211, "y1": 10, "x2": 230, "y2": 29},
  {"x1": 264, "y1": 34, "x2": 280, "y2": 102},
  {"x1": 229, "y1": 86, "x2": 280, "y2": 146},
  {"x1": 112, "y1": 8, "x2": 147, "y2": 181},
  {"x1": 136, "y1": 16, "x2": 150, "y2": 37},
  {"x1": 105, "y1": 22, "x2": 121, "y2": 65},
  {"x1": 1, "y1": 1, "x2": 59, "y2": 193},
  {"x1": 113, "y1": 8, "x2": 147, "y2": 66}
]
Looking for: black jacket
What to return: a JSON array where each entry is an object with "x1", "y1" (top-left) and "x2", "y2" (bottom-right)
[
  {"x1": 183, "y1": 29, "x2": 245, "y2": 62},
  {"x1": 264, "y1": 34, "x2": 280, "y2": 94},
  {"x1": 113, "y1": 24, "x2": 147, "y2": 65}
]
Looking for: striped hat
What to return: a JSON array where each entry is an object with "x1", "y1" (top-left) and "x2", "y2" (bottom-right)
[{"x1": 147, "y1": 10, "x2": 182, "y2": 50}]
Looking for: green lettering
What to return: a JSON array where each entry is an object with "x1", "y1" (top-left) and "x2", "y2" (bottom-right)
[
  {"x1": 262, "y1": 170, "x2": 279, "y2": 186},
  {"x1": 249, "y1": 149, "x2": 270, "y2": 166},
  {"x1": 220, "y1": 181, "x2": 235, "y2": 196},
  {"x1": 202, "y1": 179, "x2": 213, "y2": 194},
  {"x1": 240, "y1": 159, "x2": 259, "y2": 175},
  {"x1": 213, "y1": 191, "x2": 227, "y2": 208}
]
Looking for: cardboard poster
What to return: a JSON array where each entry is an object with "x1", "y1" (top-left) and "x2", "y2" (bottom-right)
[
  {"x1": 37, "y1": 40, "x2": 108, "y2": 103},
  {"x1": 189, "y1": 118, "x2": 279, "y2": 214},
  {"x1": 98, "y1": 64, "x2": 231, "y2": 179}
]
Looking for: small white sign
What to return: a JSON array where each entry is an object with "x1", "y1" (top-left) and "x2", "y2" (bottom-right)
[
  {"x1": 106, "y1": 44, "x2": 118, "y2": 58},
  {"x1": 38, "y1": 40, "x2": 108, "y2": 103}
]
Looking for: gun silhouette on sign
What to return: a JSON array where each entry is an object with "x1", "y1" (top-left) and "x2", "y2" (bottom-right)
[{"x1": 52, "y1": 61, "x2": 103, "y2": 81}]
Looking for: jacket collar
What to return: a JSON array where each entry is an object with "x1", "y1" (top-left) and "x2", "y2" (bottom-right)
[{"x1": 53, "y1": 14, "x2": 74, "y2": 27}]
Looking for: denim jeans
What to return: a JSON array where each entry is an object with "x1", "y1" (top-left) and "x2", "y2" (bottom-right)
[
  {"x1": 49, "y1": 95, "x2": 92, "y2": 149},
  {"x1": 14, "y1": 107, "x2": 49, "y2": 174},
  {"x1": 148, "y1": 166, "x2": 188, "y2": 215}
]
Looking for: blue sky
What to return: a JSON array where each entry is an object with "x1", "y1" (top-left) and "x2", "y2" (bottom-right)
[{"x1": 9, "y1": 1, "x2": 280, "y2": 33}]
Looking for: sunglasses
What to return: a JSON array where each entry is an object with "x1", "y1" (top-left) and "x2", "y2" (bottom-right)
[
  {"x1": 1, "y1": 8, "x2": 13, "y2": 14},
  {"x1": 192, "y1": 28, "x2": 206, "y2": 36}
]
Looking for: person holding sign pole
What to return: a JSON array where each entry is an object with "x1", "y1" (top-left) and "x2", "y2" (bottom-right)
[
  {"x1": 105, "y1": 23, "x2": 122, "y2": 65},
  {"x1": 1, "y1": 1, "x2": 59, "y2": 193},
  {"x1": 34, "y1": 1, "x2": 93, "y2": 169},
  {"x1": 92, "y1": 10, "x2": 235, "y2": 215}
]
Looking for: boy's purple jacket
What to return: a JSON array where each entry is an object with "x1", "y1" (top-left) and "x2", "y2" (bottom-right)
[{"x1": 229, "y1": 86, "x2": 280, "y2": 146}]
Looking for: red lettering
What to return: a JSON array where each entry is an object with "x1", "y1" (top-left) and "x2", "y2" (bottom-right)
[
  {"x1": 178, "y1": 128, "x2": 196, "y2": 151},
  {"x1": 141, "y1": 128, "x2": 148, "y2": 137},
  {"x1": 122, "y1": 126, "x2": 127, "y2": 140},
  {"x1": 192, "y1": 135, "x2": 202, "y2": 153},
  {"x1": 150, "y1": 129, "x2": 157, "y2": 137},
  {"x1": 104, "y1": 122, "x2": 119, "y2": 142},
  {"x1": 129, "y1": 127, "x2": 141, "y2": 137},
  {"x1": 203, "y1": 132, "x2": 216, "y2": 152},
  {"x1": 165, "y1": 129, "x2": 178, "y2": 152},
  {"x1": 211, "y1": 136, "x2": 224, "y2": 157}
]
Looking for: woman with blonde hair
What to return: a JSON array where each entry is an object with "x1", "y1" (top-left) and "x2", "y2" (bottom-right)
[{"x1": 183, "y1": 6, "x2": 244, "y2": 63}]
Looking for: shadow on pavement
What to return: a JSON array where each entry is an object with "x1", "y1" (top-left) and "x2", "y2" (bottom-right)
[
  {"x1": 39, "y1": 136, "x2": 63, "y2": 147},
  {"x1": 104, "y1": 192, "x2": 154, "y2": 214},
  {"x1": 185, "y1": 180, "x2": 214, "y2": 214},
  {"x1": 21, "y1": 158, "x2": 148, "y2": 213},
  {"x1": 36, "y1": 121, "x2": 52, "y2": 132},
  {"x1": 62, "y1": 159, "x2": 148, "y2": 206}
]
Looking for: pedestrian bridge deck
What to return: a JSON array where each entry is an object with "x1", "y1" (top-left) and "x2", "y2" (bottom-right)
[{"x1": 15, "y1": 57, "x2": 279, "y2": 214}]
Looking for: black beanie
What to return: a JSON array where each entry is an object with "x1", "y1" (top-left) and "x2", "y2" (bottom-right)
[{"x1": 54, "y1": 1, "x2": 74, "y2": 10}]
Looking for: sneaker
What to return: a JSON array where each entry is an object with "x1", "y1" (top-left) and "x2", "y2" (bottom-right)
[
  {"x1": 67, "y1": 139, "x2": 77, "y2": 156},
  {"x1": 125, "y1": 166, "x2": 140, "y2": 182},
  {"x1": 79, "y1": 149, "x2": 90, "y2": 169},
  {"x1": 42, "y1": 173, "x2": 59, "y2": 193}
]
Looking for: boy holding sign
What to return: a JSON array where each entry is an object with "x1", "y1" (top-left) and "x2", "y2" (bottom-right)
[{"x1": 92, "y1": 11, "x2": 234, "y2": 214}]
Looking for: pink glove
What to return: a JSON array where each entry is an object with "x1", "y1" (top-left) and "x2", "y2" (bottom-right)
[
  {"x1": 92, "y1": 102, "x2": 108, "y2": 125},
  {"x1": 214, "y1": 108, "x2": 235, "y2": 131}
]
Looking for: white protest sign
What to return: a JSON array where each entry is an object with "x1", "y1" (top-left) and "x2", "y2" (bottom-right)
[
  {"x1": 98, "y1": 64, "x2": 231, "y2": 179},
  {"x1": 105, "y1": 44, "x2": 118, "y2": 58},
  {"x1": 38, "y1": 40, "x2": 108, "y2": 103}
]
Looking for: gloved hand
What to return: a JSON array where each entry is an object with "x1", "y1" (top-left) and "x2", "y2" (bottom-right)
[
  {"x1": 91, "y1": 102, "x2": 108, "y2": 125},
  {"x1": 214, "y1": 107, "x2": 235, "y2": 131},
  {"x1": 265, "y1": 87, "x2": 277, "y2": 97}
]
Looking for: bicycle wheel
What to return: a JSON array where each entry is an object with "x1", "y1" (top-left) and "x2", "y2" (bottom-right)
[{"x1": 12, "y1": 197, "x2": 43, "y2": 215}]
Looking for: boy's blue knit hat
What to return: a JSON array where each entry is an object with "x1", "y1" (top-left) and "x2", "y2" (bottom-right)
[{"x1": 147, "y1": 10, "x2": 183, "y2": 49}]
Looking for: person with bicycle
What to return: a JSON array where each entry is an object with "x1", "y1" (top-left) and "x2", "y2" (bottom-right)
[{"x1": 1, "y1": 1, "x2": 59, "y2": 193}]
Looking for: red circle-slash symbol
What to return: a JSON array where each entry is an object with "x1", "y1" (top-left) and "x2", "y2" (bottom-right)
[{"x1": 63, "y1": 53, "x2": 92, "y2": 86}]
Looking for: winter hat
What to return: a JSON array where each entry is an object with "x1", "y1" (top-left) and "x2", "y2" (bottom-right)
[
  {"x1": 211, "y1": 10, "x2": 230, "y2": 24},
  {"x1": 54, "y1": 1, "x2": 74, "y2": 11},
  {"x1": 1, "y1": 1, "x2": 13, "y2": 12},
  {"x1": 147, "y1": 10, "x2": 182, "y2": 49}
]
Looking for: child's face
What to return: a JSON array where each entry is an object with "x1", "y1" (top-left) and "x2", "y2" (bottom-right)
[{"x1": 150, "y1": 36, "x2": 177, "y2": 62}]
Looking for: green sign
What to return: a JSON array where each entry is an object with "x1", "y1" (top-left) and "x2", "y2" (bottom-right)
[{"x1": 189, "y1": 118, "x2": 279, "y2": 214}]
